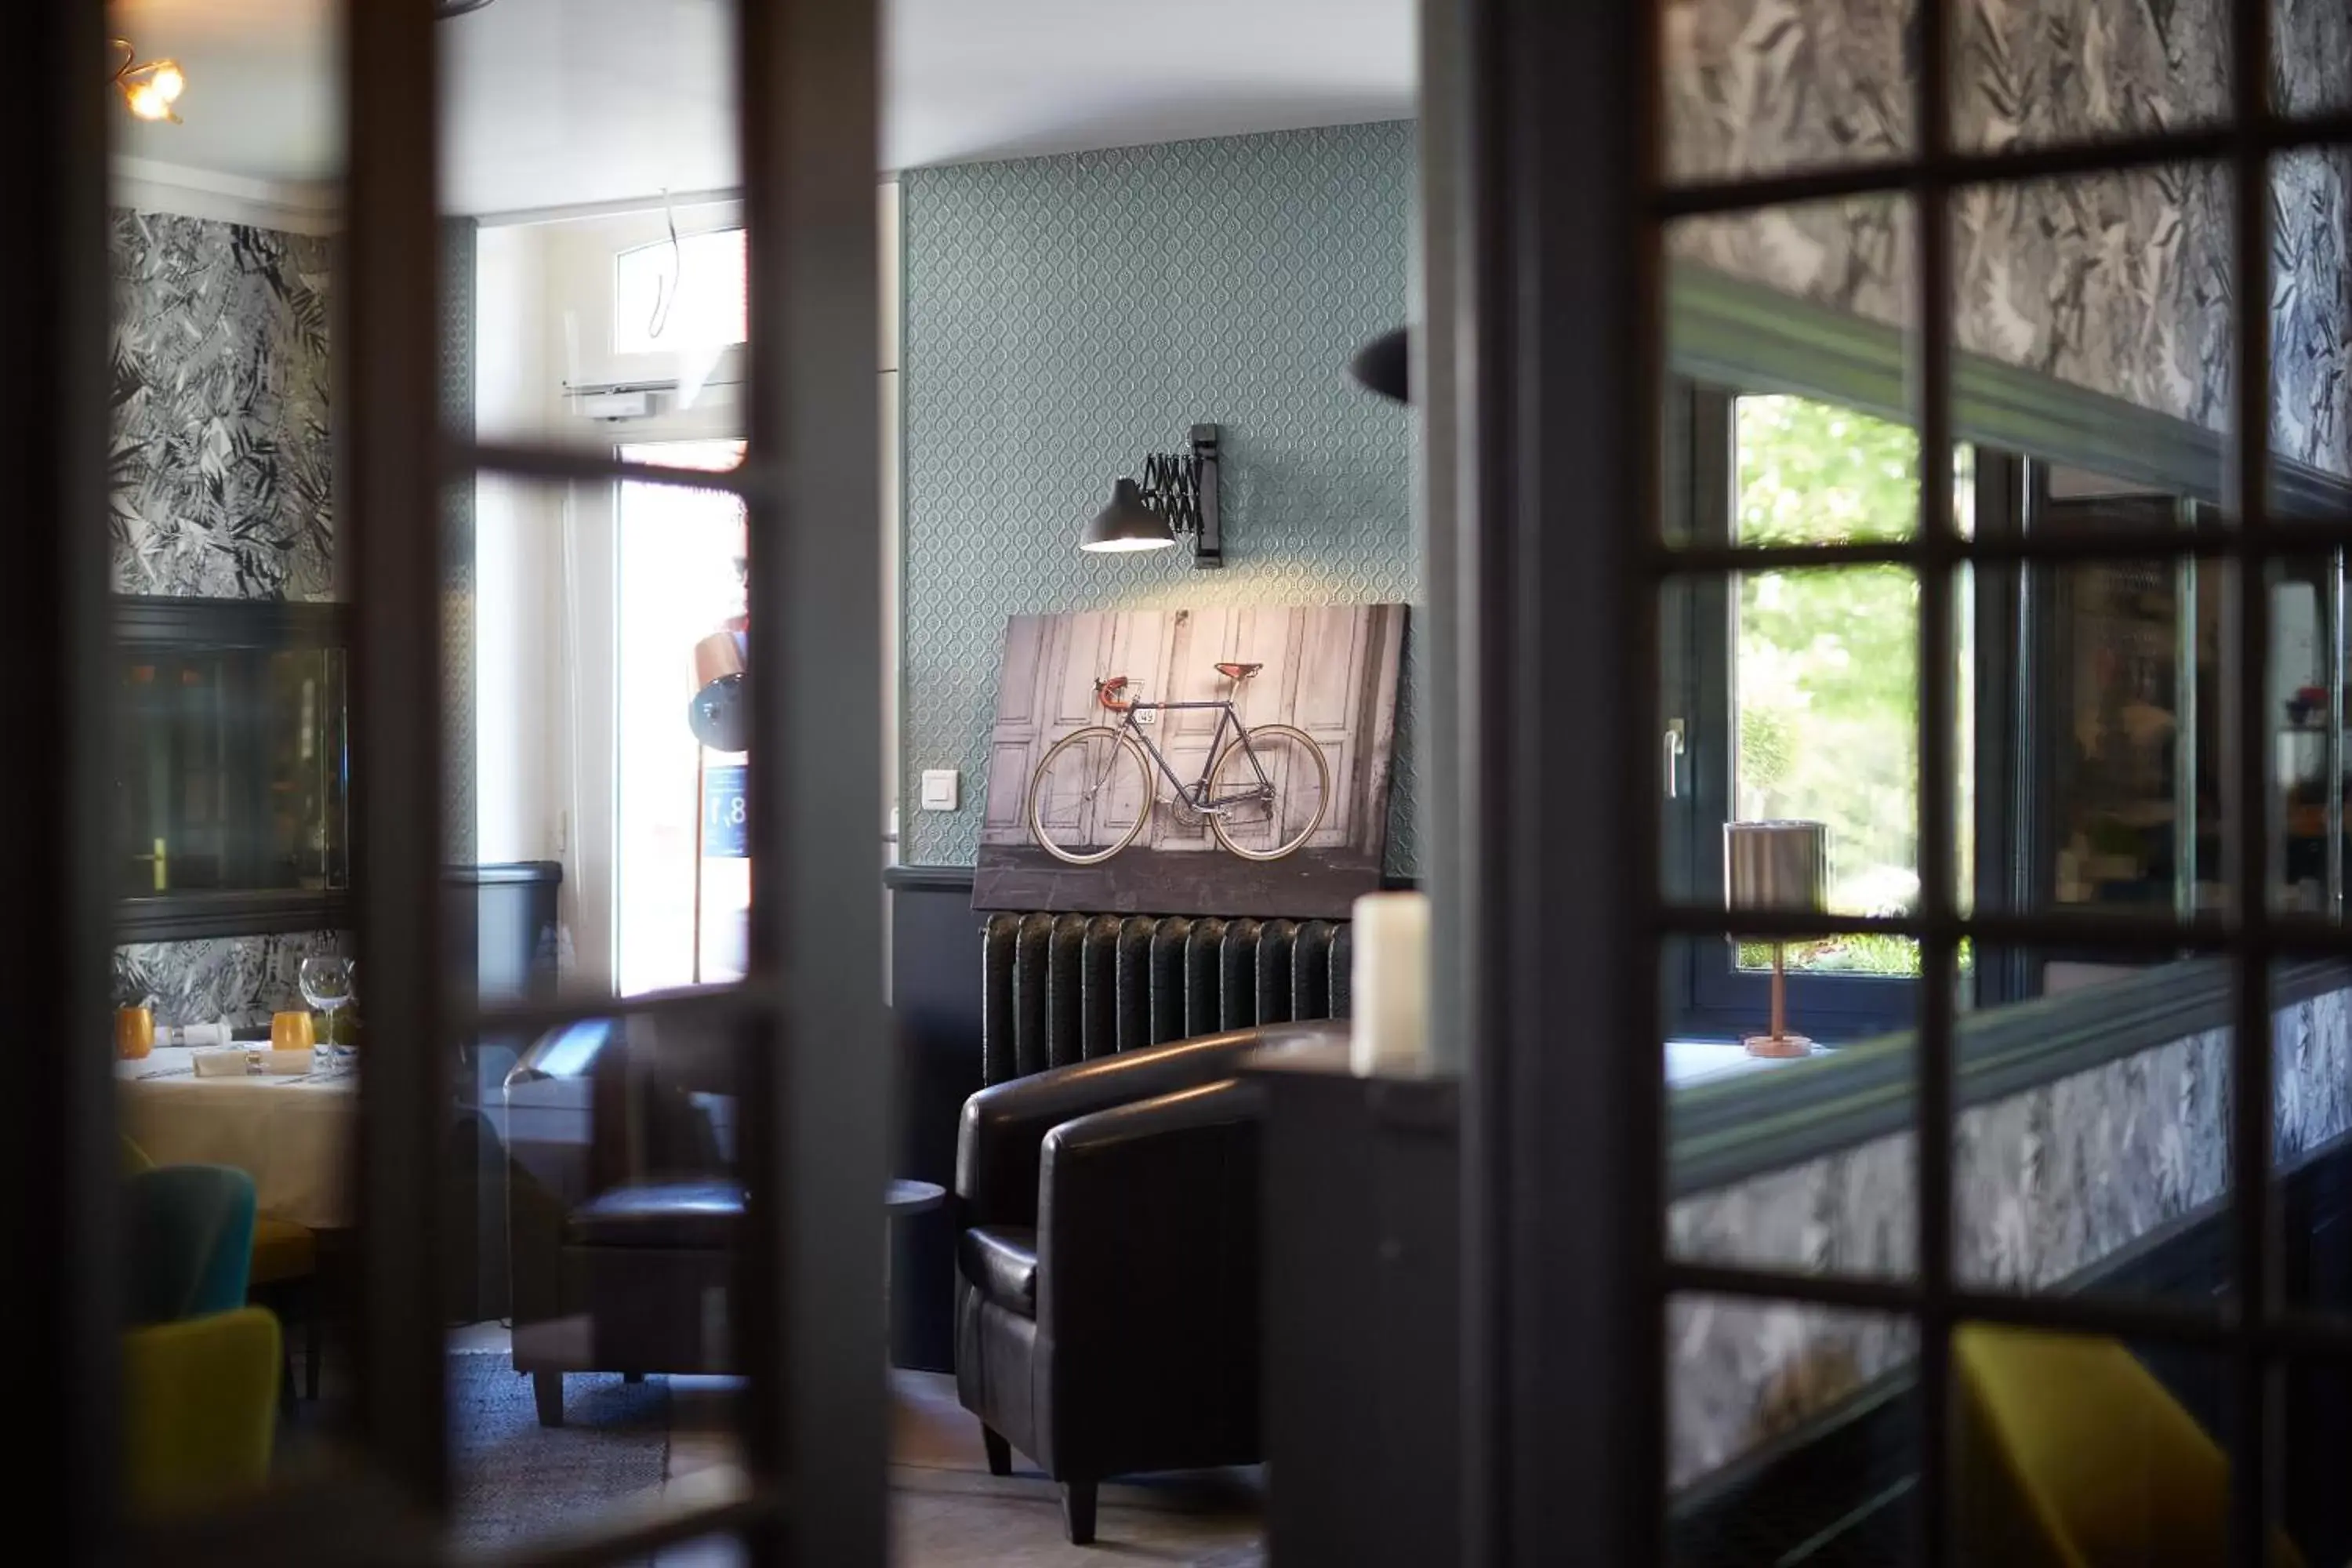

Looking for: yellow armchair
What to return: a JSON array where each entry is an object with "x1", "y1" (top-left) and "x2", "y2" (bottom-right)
[
  {"x1": 122, "y1": 1306, "x2": 281, "y2": 1518},
  {"x1": 1955, "y1": 1322, "x2": 2303, "y2": 1568}
]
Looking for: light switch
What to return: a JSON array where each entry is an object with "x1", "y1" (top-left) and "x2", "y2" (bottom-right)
[{"x1": 920, "y1": 769, "x2": 960, "y2": 811}]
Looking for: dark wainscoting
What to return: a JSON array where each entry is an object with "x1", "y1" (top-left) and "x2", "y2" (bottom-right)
[
  {"x1": 887, "y1": 865, "x2": 989, "y2": 1371},
  {"x1": 1668, "y1": 1130, "x2": 2352, "y2": 1565}
]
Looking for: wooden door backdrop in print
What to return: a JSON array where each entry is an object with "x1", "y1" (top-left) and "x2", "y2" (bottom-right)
[{"x1": 974, "y1": 606, "x2": 1392, "y2": 869}]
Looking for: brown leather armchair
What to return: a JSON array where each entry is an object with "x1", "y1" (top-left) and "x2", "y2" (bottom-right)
[
  {"x1": 954, "y1": 1020, "x2": 1345, "y2": 1544},
  {"x1": 502, "y1": 1016, "x2": 738, "y2": 1425}
]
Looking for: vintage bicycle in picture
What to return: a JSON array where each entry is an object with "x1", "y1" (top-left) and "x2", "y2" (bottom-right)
[{"x1": 1026, "y1": 661, "x2": 1331, "y2": 864}]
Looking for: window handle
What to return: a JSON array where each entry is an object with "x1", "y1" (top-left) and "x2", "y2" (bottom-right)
[{"x1": 1664, "y1": 720, "x2": 1686, "y2": 800}]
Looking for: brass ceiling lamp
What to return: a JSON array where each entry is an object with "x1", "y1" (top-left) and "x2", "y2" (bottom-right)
[{"x1": 111, "y1": 38, "x2": 186, "y2": 123}]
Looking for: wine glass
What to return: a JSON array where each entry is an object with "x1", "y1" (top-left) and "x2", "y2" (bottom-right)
[{"x1": 298, "y1": 955, "x2": 357, "y2": 1066}]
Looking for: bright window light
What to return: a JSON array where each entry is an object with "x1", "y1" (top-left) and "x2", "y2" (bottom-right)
[{"x1": 613, "y1": 228, "x2": 748, "y2": 357}]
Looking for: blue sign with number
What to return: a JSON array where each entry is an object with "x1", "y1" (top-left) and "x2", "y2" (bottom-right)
[{"x1": 704, "y1": 764, "x2": 750, "y2": 858}]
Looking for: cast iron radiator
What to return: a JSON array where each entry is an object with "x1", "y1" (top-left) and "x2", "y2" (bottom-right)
[{"x1": 980, "y1": 913, "x2": 1352, "y2": 1084}]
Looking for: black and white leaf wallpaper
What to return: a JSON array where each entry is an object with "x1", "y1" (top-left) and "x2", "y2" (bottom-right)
[
  {"x1": 1666, "y1": 0, "x2": 2352, "y2": 477},
  {"x1": 1669, "y1": 984, "x2": 2352, "y2": 1486},
  {"x1": 114, "y1": 929, "x2": 350, "y2": 1029},
  {"x1": 108, "y1": 206, "x2": 342, "y2": 1012},
  {"x1": 1663, "y1": 0, "x2": 1912, "y2": 181},
  {"x1": 109, "y1": 209, "x2": 332, "y2": 599}
]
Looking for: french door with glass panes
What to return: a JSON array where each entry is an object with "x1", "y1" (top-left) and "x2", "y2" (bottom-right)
[
  {"x1": 1452, "y1": 3, "x2": 2352, "y2": 1565},
  {"x1": 13, "y1": 1, "x2": 889, "y2": 1563}
]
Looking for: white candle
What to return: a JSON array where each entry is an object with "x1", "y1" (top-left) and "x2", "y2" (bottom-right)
[{"x1": 1350, "y1": 891, "x2": 1430, "y2": 1076}]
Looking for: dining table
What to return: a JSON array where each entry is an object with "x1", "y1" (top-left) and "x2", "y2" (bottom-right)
[{"x1": 116, "y1": 1046, "x2": 358, "y2": 1229}]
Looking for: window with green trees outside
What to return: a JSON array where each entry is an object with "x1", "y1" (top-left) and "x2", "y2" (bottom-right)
[{"x1": 1730, "y1": 394, "x2": 1973, "y2": 978}]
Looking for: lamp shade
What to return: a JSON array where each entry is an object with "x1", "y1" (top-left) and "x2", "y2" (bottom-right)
[
  {"x1": 1724, "y1": 820, "x2": 1827, "y2": 930},
  {"x1": 1348, "y1": 326, "x2": 1410, "y2": 404},
  {"x1": 1080, "y1": 477, "x2": 1176, "y2": 553}
]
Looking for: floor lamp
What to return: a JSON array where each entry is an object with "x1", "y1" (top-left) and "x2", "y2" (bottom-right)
[{"x1": 1724, "y1": 819, "x2": 1828, "y2": 1059}]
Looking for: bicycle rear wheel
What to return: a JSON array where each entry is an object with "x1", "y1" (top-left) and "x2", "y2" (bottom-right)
[
  {"x1": 1028, "y1": 726, "x2": 1155, "y2": 865},
  {"x1": 1207, "y1": 724, "x2": 1330, "y2": 861}
]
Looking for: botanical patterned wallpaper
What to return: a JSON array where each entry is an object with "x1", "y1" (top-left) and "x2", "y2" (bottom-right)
[
  {"x1": 110, "y1": 205, "x2": 340, "y2": 1014},
  {"x1": 898, "y1": 122, "x2": 1419, "y2": 873},
  {"x1": 110, "y1": 210, "x2": 332, "y2": 598},
  {"x1": 1666, "y1": 982, "x2": 2352, "y2": 1487},
  {"x1": 1664, "y1": 0, "x2": 2352, "y2": 478},
  {"x1": 114, "y1": 930, "x2": 350, "y2": 1029}
]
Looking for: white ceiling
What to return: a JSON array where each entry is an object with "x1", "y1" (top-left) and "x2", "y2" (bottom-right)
[{"x1": 107, "y1": 0, "x2": 1415, "y2": 218}]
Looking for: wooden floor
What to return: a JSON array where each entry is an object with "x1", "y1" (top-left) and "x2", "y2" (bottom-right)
[
  {"x1": 882, "y1": 1368, "x2": 1263, "y2": 1566},
  {"x1": 438, "y1": 1330, "x2": 1263, "y2": 1566}
]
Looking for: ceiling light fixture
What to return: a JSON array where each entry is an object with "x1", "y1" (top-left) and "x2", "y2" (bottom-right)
[{"x1": 111, "y1": 38, "x2": 186, "y2": 123}]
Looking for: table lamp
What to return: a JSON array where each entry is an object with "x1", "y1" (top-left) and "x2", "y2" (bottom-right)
[{"x1": 1724, "y1": 819, "x2": 1828, "y2": 1058}]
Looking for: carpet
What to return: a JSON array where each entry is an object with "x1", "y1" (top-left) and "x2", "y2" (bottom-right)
[{"x1": 449, "y1": 1356, "x2": 672, "y2": 1550}]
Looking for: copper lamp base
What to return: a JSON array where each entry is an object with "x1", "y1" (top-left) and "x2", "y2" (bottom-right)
[{"x1": 1741, "y1": 1032, "x2": 1814, "y2": 1059}]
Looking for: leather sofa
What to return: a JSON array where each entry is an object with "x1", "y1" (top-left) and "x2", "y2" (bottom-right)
[
  {"x1": 954, "y1": 1020, "x2": 1346, "y2": 1543},
  {"x1": 503, "y1": 1015, "x2": 739, "y2": 1425}
]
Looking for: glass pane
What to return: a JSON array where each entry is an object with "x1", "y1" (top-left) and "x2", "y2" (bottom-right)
[
  {"x1": 460, "y1": 1007, "x2": 746, "y2": 1552},
  {"x1": 1734, "y1": 393, "x2": 1919, "y2": 546},
  {"x1": 2276, "y1": 953, "x2": 2352, "y2": 1324},
  {"x1": 1669, "y1": 193, "x2": 1914, "y2": 361},
  {"x1": 2270, "y1": 554, "x2": 2338, "y2": 916},
  {"x1": 1951, "y1": 165, "x2": 2234, "y2": 503},
  {"x1": 445, "y1": 0, "x2": 749, "y2": 471},
  {"x1": 1952, "y1": 1329, "x2": 2234, "y2": 1564},
  {"x1": 2275, "y1": 0, "x2": 2352, "y2": 119},
  {"x1": 1664, "y1": 1294, "x2": 1918, "y2": 1513},
  {"x1": 469, "y1": 472, "x2": 755, "y2": 1009},
  {"x1": 1660, "y1": 1, "x2": 1913, "y2": 184},
  {"x1": 440, "y1": 0, "x2": 739, "y2": 212},
  {"x1": 1732, "y1": 562, "x2": 1920, "y2": 962},
  {"x1": 1951, "y1": 0, "x2": 2231, "y2": 152},
  {"x1": 1667, "y1": 975, "x2": 1918, "y2": 1310},
  {"x1": 2281, "y1": 1357, "x2": 2352, "y2": 1566},
  {"x1": 615, "y1": 445, "x2": 751, "y2": 995},
  {"x1": 1952, "y1": 945, "x2": 2240, "y2": 1304},
  {"x1": 2270, "y1": 150, "x2": 2352, "y2": 502},
  {"x1": 615, "y1": 229, "x2": 748, "y2": 358},
  {"x1": 2019, "y1": 553, "x2": 2227, "y2": 919},
  {"x1": 107, "y1": 0, "x2": 361, "y2": 1522}
]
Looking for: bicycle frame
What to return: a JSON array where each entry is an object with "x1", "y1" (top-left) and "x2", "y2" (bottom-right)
[{"x1": 1110, "y1": 699, "x2": 1274, "y2": 811}]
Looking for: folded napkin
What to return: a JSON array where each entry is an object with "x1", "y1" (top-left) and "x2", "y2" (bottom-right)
[{"x1": 191, "y1": 1047, "x2": 314, "y2": 1077}]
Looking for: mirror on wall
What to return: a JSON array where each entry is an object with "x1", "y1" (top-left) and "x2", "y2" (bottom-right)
[{"x1": 114, "y1": 598, "x2": 349, "y2": 930}]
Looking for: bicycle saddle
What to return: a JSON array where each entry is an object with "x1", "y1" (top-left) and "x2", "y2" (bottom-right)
[{"x1": 1214, "y1": 662, "x2": 1263, "y2": 681}]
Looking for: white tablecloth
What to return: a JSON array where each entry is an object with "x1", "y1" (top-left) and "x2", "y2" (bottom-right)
[{"x1": 117, "y1": 1047, "x2": 358, "y2": 1229}]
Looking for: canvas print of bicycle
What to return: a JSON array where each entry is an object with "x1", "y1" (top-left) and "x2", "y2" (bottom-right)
[{"x1": 974, "y1": 604, "x2": 1406, "y2": 918}]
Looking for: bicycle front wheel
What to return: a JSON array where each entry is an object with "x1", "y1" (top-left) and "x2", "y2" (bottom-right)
[
  {"x1": 1207, "y1": 724, "x2": 1330, "y2": 861},
  {"x1": 1028, "y1": 726, "x2": 1155, "y2": 865}
]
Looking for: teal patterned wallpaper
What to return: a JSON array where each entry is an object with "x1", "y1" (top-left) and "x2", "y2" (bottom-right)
[{"x1": 900, "y1": 120, "x2": 1420, "y2": 873}]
